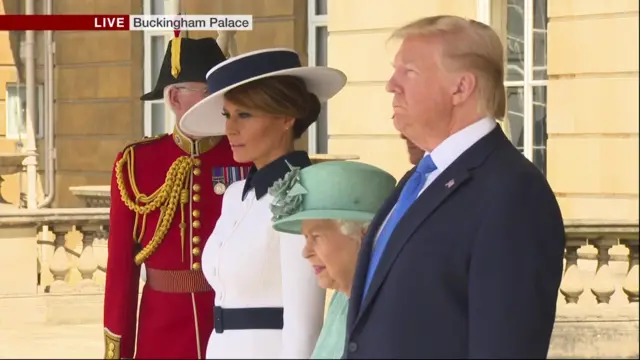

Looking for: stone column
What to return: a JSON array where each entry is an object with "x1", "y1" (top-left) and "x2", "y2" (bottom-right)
[
  {"x1": 559, "y1": 237, "x2": 585, "y2": 305},
  {"x1": 48, "y1": 224, "x2": 72, "y2": 293},
  {"x1": 621, "y1": 238, "x2": 639, "y2": 303},
  {"x1": 76, "y1": 225, "x2": 101, "y2": 292}
]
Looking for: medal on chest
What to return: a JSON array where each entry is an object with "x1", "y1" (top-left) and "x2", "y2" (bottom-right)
[
  {"x1": 212, "y1": 166, "x2": 251, "y2": 195},
  {"x1": 214, "y1": 182, "x2": 226, "y2": 195},
  {"x1": 212, "y1": 167, "x2": 227, "y2": 195}
]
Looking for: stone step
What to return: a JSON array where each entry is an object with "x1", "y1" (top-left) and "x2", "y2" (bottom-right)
[
  {"x1": 0, "y1": 293, "x2": 637, "y2": 359},
  {"x1": 0, "y1": 323, "x2": 103, "y2": 359},
  {"x1": 550, "y1": 305, "x2": 639, "y2": 359},
  {"x1": 0, "y1": 292, "x2": 104, "y2": 326}
]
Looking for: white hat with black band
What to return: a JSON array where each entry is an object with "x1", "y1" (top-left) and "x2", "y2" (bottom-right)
[{"x1": 179, "y1": 48, "x2": 347, "y2": 138}]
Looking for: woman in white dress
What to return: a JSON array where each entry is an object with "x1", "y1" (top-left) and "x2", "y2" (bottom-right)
[{"x1": 178, "y1": 48, "x2": 347, "y2": 359}]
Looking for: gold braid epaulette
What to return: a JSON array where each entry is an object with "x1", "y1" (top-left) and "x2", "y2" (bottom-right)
[{"x1": 114, "y1": 135, "x2": 193, "y2": 265}]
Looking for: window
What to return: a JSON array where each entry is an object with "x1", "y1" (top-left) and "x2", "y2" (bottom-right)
[
  {"x1": 4, "y1": 83, "x2": 44, "y2": 140},
  {"x1": 307, "y1": 0, "x2": 328, "y2": 153},
  {"x1": 142, "y1": 0, "x2": 175, "y2": 136},
  {"x1": 481, "y1": 0, "x2": 548, "y2": 174},
  {"x1": 504, "y1": 0, "x2": 548, "y2": 174}
]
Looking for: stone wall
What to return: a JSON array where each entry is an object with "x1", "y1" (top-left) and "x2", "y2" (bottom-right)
[
  {"x1": 326, "y1": 0, "x2": 477, "y2": 180},
  {"x1": 0, "y1": 0, "x2": 46, "y2": 205},
  {"x1": 327, "y1": 0, "x2": 639, "y2": 222},
  {"x1": 2, "y1": 0, "x2": 638, "y2": 212},
  {"x1": 1, "y1": 0, "x2": 309, "y2": 208},
  {"x1": 0, "y1": 0, "x2": 144, "y2": 208},
  {"x1": 546, "y1": 1, "x2": 639, "y2": 221},
  {"x1": 51, "y1": 0, "x2": 144, "y2": 208}
]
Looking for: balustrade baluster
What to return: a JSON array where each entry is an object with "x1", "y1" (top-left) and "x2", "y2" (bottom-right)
[
  {"x1": 590, "y1": 237, "x2": 618, "y2": 305},
  {"x1": 48, "y1": 224, "x2": 72, "y2": 293},
  {"x1": 77, "y1": 225, "x2": 101, "y2": 292},
  {"x1": 559, "y1": 238, "x2": 586, "y2": 304},
  {"x1": 37, "y1": 225, "x2": 54, "y2": 292},
  {"x1": 100, "y1": 225, "x2": 110, "y2": 239},
  {"x1": 621, "y1": 239, "x2": 639, "y2": 303}
]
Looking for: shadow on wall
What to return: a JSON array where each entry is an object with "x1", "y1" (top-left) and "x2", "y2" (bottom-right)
[{"x1": 1, "y1": 0, "x2": 26, "y2": 82}]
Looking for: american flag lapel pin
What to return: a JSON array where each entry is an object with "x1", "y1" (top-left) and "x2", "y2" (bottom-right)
[{"x1": 445, "y1": 179, "x2": 455, "y2": 188}]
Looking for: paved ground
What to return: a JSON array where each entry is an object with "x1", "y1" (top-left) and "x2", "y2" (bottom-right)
[
  {"x1": 0, "y1": 324, "x2": 103, "y2": 359},
  {"x1": 0, "y1": 319, "x2": 637, "y2": 359}
]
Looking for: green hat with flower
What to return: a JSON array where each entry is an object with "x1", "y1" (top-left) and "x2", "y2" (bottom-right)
[{"x1": 269, "y1": 160, "x2": 397, "y2": 235}]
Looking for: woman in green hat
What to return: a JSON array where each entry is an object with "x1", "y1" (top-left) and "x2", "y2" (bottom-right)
[{"x1": 269, "y1": 160, "x2": 397, "y2": 359}]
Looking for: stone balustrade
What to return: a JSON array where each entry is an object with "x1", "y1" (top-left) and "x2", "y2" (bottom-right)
[
  {"x1": 0, "y1": 208, "x2": 109, "y2": 296},
  {"x1": 557, "y1": 220, "x2": 638, "y2": 306},
  {"x1": 68, "y1": 186, "x2": 110, "y2": 208},
  {"x1": 0, "y1": 213, "x2": 637, "y2": 302},
  {"x1": 550, "y1": 220, "x2": 639, "y2": 359},
  {"x1": 0, "y1": 210, "x2": 637, "y2": 357}
]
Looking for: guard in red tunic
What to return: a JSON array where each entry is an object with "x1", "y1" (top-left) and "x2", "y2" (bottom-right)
[{"x1": 103, "y1": 34, "x2": 251, "y2": 359}]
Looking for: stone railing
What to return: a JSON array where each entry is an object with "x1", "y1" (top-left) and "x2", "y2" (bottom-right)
[
  {"x1": 68, "y1": 186, "x2": 110, "y2": 208},
  {"x1": 0, "y1": 208, "x2": 109, "y2": 296},
  {"x1": 550, "y1": 220, "x2": 639, "y2": 359},
  {"x1": 0, "y1": 210, "x2": 637, "y2": 357},
  {"x1": 559, "y1": 220, "x2": 638, "y2": 306}
]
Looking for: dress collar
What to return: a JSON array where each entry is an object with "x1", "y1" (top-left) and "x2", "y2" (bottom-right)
[
  {"x1": 242, "y1": 151, "x2": 312, "y2": 200},
  {"x1": 172, "y1": 126, "x2": 221, "y2": 155}
]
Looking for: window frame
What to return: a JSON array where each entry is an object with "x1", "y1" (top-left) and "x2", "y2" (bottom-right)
[
  {"x1": 4, "y1": 83, "x2": 45, "y2": 140},
  {"x1": 306, "y1": 0, "x2": 328, "y2": 154},
  {"x1": 477, "y1": 0, "x2": 548, "y2": 166},
  {"x1": 142, "y1": 0, "x2": 175, "y2": 137}
]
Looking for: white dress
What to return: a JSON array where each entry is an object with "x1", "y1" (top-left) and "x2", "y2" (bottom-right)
[{"x1": 202, "y1": 179, "x2": 325, "y2": 359}]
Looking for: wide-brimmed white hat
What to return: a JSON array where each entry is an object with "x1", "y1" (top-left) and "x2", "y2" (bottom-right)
[{"x1": 178, "y1": 48, "x2": 347, "y2": 137}]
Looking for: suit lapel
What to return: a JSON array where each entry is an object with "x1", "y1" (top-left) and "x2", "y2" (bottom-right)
[
  {"x1": 352, "y1": 126, "x2": 508, "y2": 328},
  {"x1": 356, "y1": 168, "x2": 471, "y2": 321},
  {"x1": 347, "y1": 171, "x2": 412, "y2": 329}
]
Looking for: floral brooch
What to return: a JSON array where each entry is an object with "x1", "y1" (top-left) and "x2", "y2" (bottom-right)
[{"x1": 268, "y1": 161, "x2": 308, "y2": 222}]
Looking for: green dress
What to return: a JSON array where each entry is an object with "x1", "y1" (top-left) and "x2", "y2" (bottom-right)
[{"x1": 311, "y1": 291, "x2": 349, "y2": 359}]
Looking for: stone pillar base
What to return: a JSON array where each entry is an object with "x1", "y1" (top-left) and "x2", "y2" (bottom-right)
[{"x1": 0, "y1": 226, "x2": 38, "y2": 295}]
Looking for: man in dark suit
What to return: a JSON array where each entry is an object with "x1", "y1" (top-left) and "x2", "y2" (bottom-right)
[
  {"x1": 402, "y1": 133, "x2": 425, "y2": 165},
  {"x1": 345, "y1": 15, "x2": 565, "y2": 359}
]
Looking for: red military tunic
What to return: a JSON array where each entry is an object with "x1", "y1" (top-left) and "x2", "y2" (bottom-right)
[{"x1": 104, "y1": 128, "x2": 250, "y2": 359}]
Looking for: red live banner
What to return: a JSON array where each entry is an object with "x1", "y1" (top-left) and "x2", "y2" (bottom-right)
[{"x1": 0, "y1": 15, "x2": 130, "y2": 31}]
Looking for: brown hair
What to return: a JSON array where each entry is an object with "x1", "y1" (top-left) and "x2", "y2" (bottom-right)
[
  {"x1": 391, "y1": 16, "x2": 506, "y2": 119},
  {"x1": 224, "y1": 75, "x2": 321, "y2": 139}
]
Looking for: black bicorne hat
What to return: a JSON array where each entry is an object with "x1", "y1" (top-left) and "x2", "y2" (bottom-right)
[{"x1": 140, "y1": 37, "x2": 227, "y2": 101}]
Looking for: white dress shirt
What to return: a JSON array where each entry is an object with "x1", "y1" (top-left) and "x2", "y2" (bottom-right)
[
  {"x1": 202, "y1": 154, "x2": 325, "y2": 359},
  {"x1": 374, "y1": 118, "x2": 497, "y2": 243},
  {"x1": 419, "y1": 117, "x2": 497, "y2": 194}
]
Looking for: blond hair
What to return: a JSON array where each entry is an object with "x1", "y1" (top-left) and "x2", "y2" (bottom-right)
[{"x1": 391, "y1": 16, "x2": 506, "y2": 119}]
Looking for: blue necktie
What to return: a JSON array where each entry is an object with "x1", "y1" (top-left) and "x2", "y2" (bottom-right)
[{"x1": 362, "y1": 155, "x2": 437, "y2": 300}]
